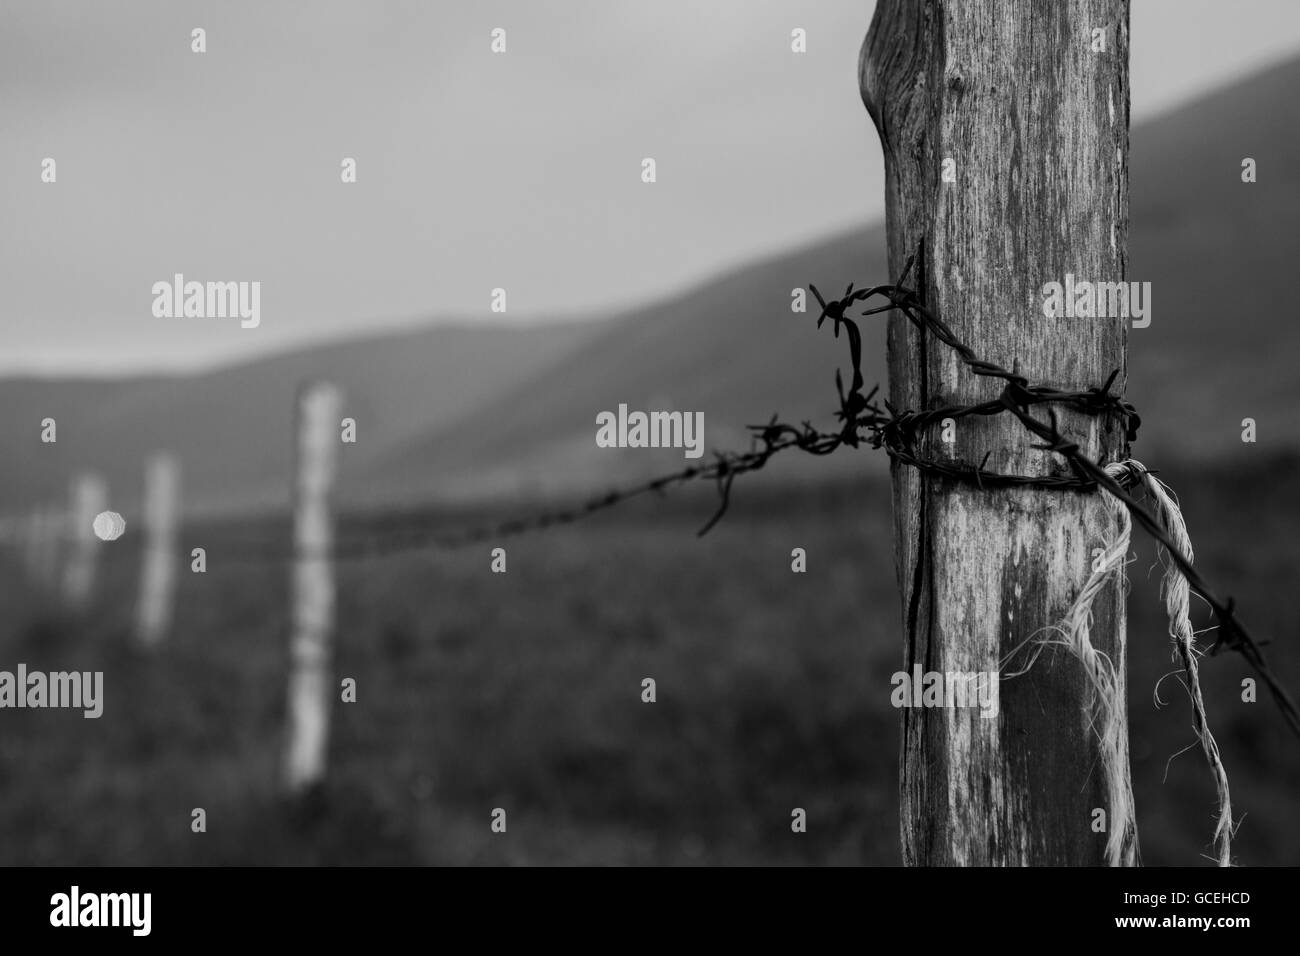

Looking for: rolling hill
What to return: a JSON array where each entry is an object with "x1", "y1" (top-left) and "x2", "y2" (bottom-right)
[{"x1": 362, "y1": 54, "x2": 1300, "y2": 505}]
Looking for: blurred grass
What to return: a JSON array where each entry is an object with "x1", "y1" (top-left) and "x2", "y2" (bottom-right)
[{"x1": 0, "y1": 453, "x2": 1296, "y2": 865}]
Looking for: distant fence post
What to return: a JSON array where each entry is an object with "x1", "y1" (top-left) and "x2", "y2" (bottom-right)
[
  {"x1": 22, "y1": 509, "x2": 55, "y2": 588},
  {"x1": 135, "y1": 453, "x2": 181, "y2": 648},
  {"x1": 39, "y1": 505, "x2": 63, "y2": 591},
  {"x1": 62, "y1": 474, "x2": 107, "y2": 608},
  {"x1": 283, "y1": 381, "x2": 344, "y2": 794},
  {"x1": 22, "y1": 511, "x2": 41, "y2": 585}
]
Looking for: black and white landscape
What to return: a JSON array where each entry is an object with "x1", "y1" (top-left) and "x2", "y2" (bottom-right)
[{"x1": 0, "y1": 1, "x2": 1298, "y2": 875}]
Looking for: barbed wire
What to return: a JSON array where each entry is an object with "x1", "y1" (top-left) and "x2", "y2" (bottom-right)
[
  {"x1": 814, "y1": 255, "x2": 1298, "y2": 739},
  {"x1": 170, "y1": 254, "x2": 1298, "y2": 738}
]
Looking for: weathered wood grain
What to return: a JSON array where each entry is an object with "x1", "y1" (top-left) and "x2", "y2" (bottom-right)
[{"x1": 861, "y1": 0, "x2": 1134, "y2": 865}]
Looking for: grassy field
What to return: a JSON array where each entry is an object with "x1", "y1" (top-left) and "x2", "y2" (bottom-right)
[{"x1": 1, "y1": 453, "x2": 1297, "y2": 866}]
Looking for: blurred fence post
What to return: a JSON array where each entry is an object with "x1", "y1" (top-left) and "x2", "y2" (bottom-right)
[
  {"x1": 63, "y1": 474, "x2": 107, "y2": 607},
  {"x1": 37, "y1": 505, "x2": 61, "y2": 591},
  {"x1": 135, "y1": 452, "x2": 181, "y2": 648},
  {"x1": 21, "y1": 511, "x2": 43, "y2": 584},
  {"x1": 283, "y1": 381, "x2": 344, "y2": 794},
  {"x1": 39, "y1": 506, "x2": 64, "y2": 591}
]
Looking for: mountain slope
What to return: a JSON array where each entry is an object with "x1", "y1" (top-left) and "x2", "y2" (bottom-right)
[
  {"x1": 1125, "y1": 56, "x2": 1300, "y2": 462},
  {"x1": 364, "y1": 55, "x2": 1300, "y2": 503},
  {"x1": 360, "y1": 226, "x2": 888, "y2": 504}
]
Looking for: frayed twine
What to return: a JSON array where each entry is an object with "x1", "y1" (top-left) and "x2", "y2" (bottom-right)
[
  {"x1": 1004, "y1": 458, "x2": 1233, "y2": 867},
  {"x1": 1129, "y1": 460, "x2": 1235, "y2": 867}
]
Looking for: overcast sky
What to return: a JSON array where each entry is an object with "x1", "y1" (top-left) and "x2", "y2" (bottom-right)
[{"x1": 3, "y1": 0, "x2": 1299, "y2": 375}]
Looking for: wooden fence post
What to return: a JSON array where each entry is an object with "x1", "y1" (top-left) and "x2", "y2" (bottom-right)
[
  {"x1": 283, "y1": 381, "x2": 344, "y2": 794},
  {"x1": 861, "y1": 1, "x2": 1133, "y2": 864},
  {"x1": 38, "y1": 505, "x2": 63, "y2": 592},
  {"x1": 20, "y1": 512, "x2": 39, "y2": 583},
  {"x1": 23, "y1": 509, "x2": 55, "y2": 589},
  {"x1": 62, "y1": 474, "x2": 107, "y2": 608},
  {"x1": 135, "y1": 452, "x2": 181, "y2": 647}
]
